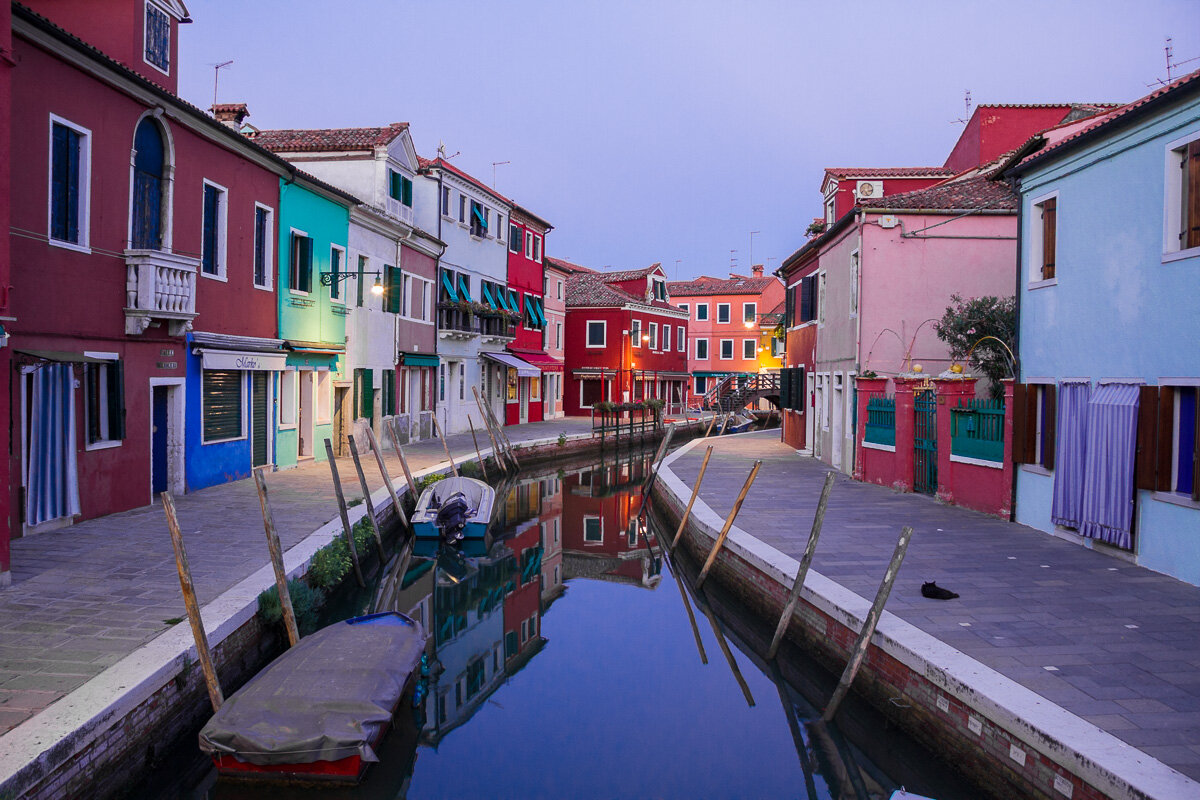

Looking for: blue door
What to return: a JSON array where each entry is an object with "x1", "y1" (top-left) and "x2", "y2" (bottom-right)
[{"x1": 152, "y1": 386, "x2": 168, "y2": 495}]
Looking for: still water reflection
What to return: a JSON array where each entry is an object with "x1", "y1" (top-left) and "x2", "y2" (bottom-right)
[{"x1": 165, "y1": 450, "x2": 979, "y2": 800}]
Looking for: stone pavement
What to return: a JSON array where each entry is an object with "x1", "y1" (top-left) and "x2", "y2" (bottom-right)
[
  {"x1": 667, "y1": 430, "x2": 1200, "y2": 781},
  {"x1": 0, "y1": 417, "x2": 595, "y2": 735}
]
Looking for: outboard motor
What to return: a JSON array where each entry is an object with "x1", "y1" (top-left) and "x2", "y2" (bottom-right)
[{"x1": 434, "y1": 491, "x2": 471, "y2": 543}]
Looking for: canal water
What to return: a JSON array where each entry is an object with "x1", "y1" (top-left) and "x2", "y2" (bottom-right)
[{"x1": 140, "y1": 449, "x2": 982, "y2": 800}]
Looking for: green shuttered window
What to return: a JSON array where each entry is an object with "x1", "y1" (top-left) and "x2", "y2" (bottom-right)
[
  {"x1": 356, "y1": 369, "x2": 374, "y2": 419},
  {"x1": 203, "y1": 370, "x2": 243, "y2": 442}
]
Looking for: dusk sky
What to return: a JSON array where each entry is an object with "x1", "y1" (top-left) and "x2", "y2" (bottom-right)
[{"x1": 179, "y1": 1, "x2": 1200, "y2": 282}]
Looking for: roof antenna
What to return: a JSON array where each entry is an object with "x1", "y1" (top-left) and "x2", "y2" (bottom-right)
[
  {"x1": 210, "y1": 60, "x2": 233, "y2": 110},
  {"x1": 491, "y1": 161, "x2": 510, "y2": 188},
  {"x1": 951, "y1": 89, "x2": 972, "y2": 125},
  {"x1": 1148, "y1": 37, "x2": 1200, "y2": 87},
  {"x1": 436, "y1": 141, "x2": 461, "y2": 161}
]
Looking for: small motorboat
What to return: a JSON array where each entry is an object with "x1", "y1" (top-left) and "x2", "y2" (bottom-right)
[
  {"x1": 199, "y1": 611, "x2": 428, "y2": 784},
  {"x1": 724, "y1": 413, "x2": 755, "y2": 433},
  {"x1": 412, "y1": 476, "x2": 496, "y2": 543}
]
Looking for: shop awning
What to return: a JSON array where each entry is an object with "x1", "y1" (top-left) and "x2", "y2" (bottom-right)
[
  {"x1": 515, "y1": 351, "x2": 563, "y2": 372},
  {"x1": 482, "y1": 351, "x2": 539, "y2": 378},
  {"x1": 402, "y1": 353, "x2": 440, "y2": 367},
  {"x1": 191, "y1": 332, "x2": 289, "y2": 371}
]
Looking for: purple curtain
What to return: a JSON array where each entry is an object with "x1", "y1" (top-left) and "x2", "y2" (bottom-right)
[
  {"x1": 1051, "y1": 381, "x2": 1090, "y2": 529},
  {"x1": 1079, "y1": 383, "x2": 1140, "y2": 549},
  {"x1": 26, "y1": 364, "x2": 81, "y2": 526}
]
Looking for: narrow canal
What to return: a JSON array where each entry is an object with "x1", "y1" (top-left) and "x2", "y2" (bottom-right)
[{"x1": 137, "y1": 448, "x2": 983, "y2": 799}]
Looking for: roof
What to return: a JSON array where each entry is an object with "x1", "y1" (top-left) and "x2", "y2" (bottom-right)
[
  {"x1": 973, "y1": 102, "x2": 1121, "y2": 112},
  {"x1": 1003, "y1": 68, "x2": 1200, "y2": 177},
  {"x1": 249, "y1": 123, "x2": 410, "y2": 153},
  {"x1": 417, "y1": 156, "x2": 512, "y2": 206},
  {"x1": 544, "y1": 256, "x2": 594, "y2": 275},
  {"x1": 860, "y1": 173, "x2": 1017, "y2": 211},
  {"x1": 666, "y1": 274, "x2": 781, "y2": 297},
  {"x1": 566, "y1": 264, "x2": 678, "y2": 312},
  {"x1": 511, "y1": 204, "x2": 553, "y2": 233},
  {"x1": 824, "y1": 166, "x2": 956, "y2": 180}
]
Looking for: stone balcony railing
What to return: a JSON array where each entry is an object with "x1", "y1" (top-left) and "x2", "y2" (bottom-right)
[{"x1": 124, "y1": 249, "x2": 200, "y2": 336}]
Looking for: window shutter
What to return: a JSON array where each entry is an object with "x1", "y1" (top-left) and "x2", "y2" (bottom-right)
[
  {"x1": 86, "y1": 365, "x2": 101, "y2": 444},
  {"x1": 1156, "y1": 386, "x2": 1175, "y2": 493},
  {"x1": 65, "y1": 128, "x2": 80, "y2": 243},
  {"x1": 358, "y1": 369, "x2": 374, "y2": 419},
  {"x1": 402, "y1": 176, "x2": 413, "y2": 207},
  {"x1": 1041, "y1": 383, "x2": 1056, "y2": 471},
  {"x1": 202, "y1": 185, "x2": 218, "y2": 274},
  {"x1": 1187, "y1": 141, "x2": 1200, "y2": 249},
  {"x1": 780, "y1": 368, "x2": 791, "y2": 409},
  {"x1": 1011, "y1": 383, "x2": 1029, "y2": 464},
  {"x1": 1135, "y1": 386, "x2": 1159, "y2": 491},
  {"x1": 109, "y1": 360, "x2": 126, "y2": 441},
  {"x1": 799, "y1": 277, "x2": 812, "y2": 322},
  {"x1": 1041, "y1": 198, "x2": 1057, "y2": 280}
]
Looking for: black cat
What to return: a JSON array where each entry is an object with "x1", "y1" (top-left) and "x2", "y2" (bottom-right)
[{"x1": 921, "y1": 581, "x2": 959, "y2": 600}]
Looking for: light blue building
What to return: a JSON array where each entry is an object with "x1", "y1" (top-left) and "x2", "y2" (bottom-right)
[{"x1": 1005, "y1": 71, "x2": 1200, "y2": 585}]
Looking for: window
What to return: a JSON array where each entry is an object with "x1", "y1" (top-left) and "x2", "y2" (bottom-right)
[
  {"x1": 696, "y1": 303, "x2": 709, "y2": 321},
  {"x1": 677, "y1": 326, "x2": 685, "y2": 352},
  {"x1": 202, "y1": 370, "x2": 243, "y2": 442},
  {"x1": 695, "y1": 338, "x2": 708, "y2": 359},
  {"x1": 631, "y1": 319, "x2": 641, "y2": 348},
  {"x1": 382, "y1": 370, "x2": 396, "y2": 416},
  {"x1": 48, "y1": 117, "x2": 91, "y2": 249},
  {"x1": 279, "y1": 370, "x2": 296, "y2": 426},
  {"x1": 652, "y1": 278, "x2": 666, "y2": 301},
  {"x1": 557, "y1": 279, "x2": 563, "y2": 300},
  {"x1": 1166, "y1": 135, "x2": 1200, "y2": 255},
  {"x1": 458, "y1": 193, "x2": 467, "y2": 224},
  {"x1": 388, "y1": 169, "x2": 413, "y2": 207},
  {"x1": 495, "y1": 214, "x2": 505, "y2": 244},
  {"x1": 849, "y1": 250, "x2": 860, "y2": 315},
  {"x1": 695, "y1": 376, "x2": 708, "y2": 394},
  {"x1": 131, "y1": 117, "x2": 166, "y2": 250},
  {"x1": 315, "y1": 371, "x2": 331, "y2": 422},
  {"x1": 556, "y1": 322, "x2": 562, "y2": 349},
  {"x1": 717, "y1": 303, "x2": 730, "y2": 323},
  {"x1": 1165, "y1": 387, "x2": 1199, "y2": 499},
  {"x1": 510, "y1": 223, "x2": 522, "y2": 253},
  {"x1": 200, "y1": 182, "x2": 227, "y2": 278},
  {"x1": 356, "y1": 255, "x2": 368, "y2": 307},
  {"x1": 470, "y1": 200, "x2": 486, "y2": 237},
  {"x1": 818, "y1": 273, "x2": 827, "y2": 324},
  {"x1": 531, "y1": 376, "x2": 541, "y2": 400},
  {"x1": 439, "y1": 363, "x2": 445, "y2": 402},
  {"x1": 459, "y1": 363, "x2": 465, "y2": 400},
  {"x1": 720, "y1": 339, "x2": 734, "y2": 360},
  {"x1": 1031, "y1": 192, "x2": 1058, "y2": 283},
  {"x1": 355, "y1": 368, "x2": 374, "y2": 419},
  {"x1": 798, "y1": 274, "x2": 818, "y2": 323},
  {"x1": 483, "y1": 208, "x2": 491, "y2": 238},
  {"x1": 743, "y1": 302, "x2": 756, "y2": 325},
  {"x1": 524, "y1": 229, "x2": 534, "y2": 259},
  {"x1": 648, "y1": 322, "x2": 658, "y2": 350},
  {"x1": 144, "y1": 1, "x2": 170, "y2": 73},
  {"x1": 84, "y1": 358, "x2": 124, "y2": 446},
  {"x1": 441, "y1": 186, "x2": 451, "y2": 217},
  {"x1": 532, "y1": 234, "x2": 542, "y2": 262},
  {"x1": 329, "y1": 246, "x2": 345, "y2": 302},
  {"x1": 290, "y1": 231, "x2": 313, "y2": 293},
  {"x1": 253, "y1": 205, "x2": 272, "y2": 288},
  {"x1": 678, "y1": 303, "x2": 689, "y2": 315},
  {"x1": 743, "y1": 339, "x2": 756, "y2": 359},
  {"x1": 586, "y1": 321, "x2": 606, "y2": 347},
  {"x1": 583, "y1": 516, "x2": 602, "y2": 543},
  {"x1": 662, "y1": 324, "x2": 671, "y2": 352},
  {"x1": 771, "y1": 336, "x2": 783, "y2": 358},
  {"x1": 382, "y1": 265, "x2": 402, "y2": 313}
]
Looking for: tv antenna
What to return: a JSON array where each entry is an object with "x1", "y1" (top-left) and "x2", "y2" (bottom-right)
[
  {"x1": 210, "y1": 60, "x2": 233, "y2": 109},
  {"x1": 1148, "y1": 37, "x2": 1199, "y2": 87},
  {"x1": 436, "y1": 141, "x2": 461, "y2": 161},
  {"x1": 729, "y1": 249, "x2": 738, "y2": 270},
  {"x1": 491, "y1": 161, "x2": 510, "y2": 188},
  {"x1": 951, "y1": 89, "x2": 972, "y2": 125},
  {"x1": 674, "y1": 259, "x2": 682, "y2": 279}
]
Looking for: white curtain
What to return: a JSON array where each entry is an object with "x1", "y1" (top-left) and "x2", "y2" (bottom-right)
[{"x1": 26, "y1": 364, "x2": 81, "y2": 526}]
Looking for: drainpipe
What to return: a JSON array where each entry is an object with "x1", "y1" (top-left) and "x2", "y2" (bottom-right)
[
  {"x1": 853, "y1": 210, "x2": 864, "y2": 474},
  {"x1": 1008, "y1": 176, "x2": 1024, "y2": 523}
]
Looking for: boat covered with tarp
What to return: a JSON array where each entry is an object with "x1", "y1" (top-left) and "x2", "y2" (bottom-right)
[{"x1": 199, "y1": 611, "x2": 427, "y2": 783}]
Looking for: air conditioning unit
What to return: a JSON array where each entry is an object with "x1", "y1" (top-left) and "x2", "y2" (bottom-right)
[
  {"x1": 879, "y1": 215, "x2": 899, "y2": 229},
  {"x1": 855, "y1": 180, "x2": 883, "y2": 200}
]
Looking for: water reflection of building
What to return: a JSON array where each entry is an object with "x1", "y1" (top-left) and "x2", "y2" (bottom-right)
[
  {"x1": 561, "y1": 454, "x2": 662, "y2": 589},
  {"x1": 539, "y1": 475, "x2": 565, "y2": 609}
]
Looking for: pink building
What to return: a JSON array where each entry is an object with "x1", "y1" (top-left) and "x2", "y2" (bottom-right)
[{"x1": 541, "y1": 257, "x2": 570, "y2": 418}]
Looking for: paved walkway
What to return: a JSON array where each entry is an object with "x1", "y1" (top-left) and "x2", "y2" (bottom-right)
[
  {"x1": 667, "y1": 431, "x2": 1200, "y2": 781},
  {"x1": 0, "y1": 417, "x2": 595, "y2": 735}
]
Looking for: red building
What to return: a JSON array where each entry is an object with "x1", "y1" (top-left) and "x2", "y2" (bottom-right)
[
  {"x1": 942, "y1": 103, "x2": 1119, "y2": 172},
  {"x1": 563, "y1": 263, "x2": 689, "y2": 416},
  {"x1": 504, "y1": 205, "x2": 553, "y2": 425},
  {"x1": 0, "y1": 0, "x2": 12, "y2": 585},
  {"x1": 5, "y1": 2, "x2": 297, "y2": 549}
]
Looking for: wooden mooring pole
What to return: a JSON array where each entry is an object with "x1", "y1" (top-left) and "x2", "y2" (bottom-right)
[
  {"x1": 324, "y1": 439, "x2": 365, "y2": 587},
  {"x1": 640, "y1": 422, "x2": 676, "y2": 504},
  {"x1": 387, "y1": 418, "x2": 419, "y2": 499},
  {"x1": 348, "y1": 437, "x2": 387, "y2": 561},
  {"x1": 672, "y1": 445, "x2": 713, "y2": 548},
  {"x1": 484, "y1": 393, "x2": 521, "y2": 470},
  {"x1": 696, "y1": 460, "x2": 762, "y2": 588},
  {"x1": 704, "y1": 410, "x2": 718, "y2": 438},
  {"x1": 718, "y1": 412, "x2": 732, "y2": 437},
  {"x1": 767, "y1": 470, "x2": 835, "y2": 659},
  {"x1": 821, "y1": 525, "x2": 914, "y2": 723},
  {"x1": 431, "y1": 413, "x2": 459, "y2": 476},
  {"x1": 161, "y1": 493, "x2": 224, "y2": 712},
  {"x1": 252, "y1": 469, "x2": 300, "y2": 648},
  {"x1": 699, "y1": 589, "x2": 755, "y2": 707},
  {"x1": 467, "y1": 416, "x2": 490, "y2": 481},
  {"x1": 365, "y1": 425, "x2": 410, "y2": 532},
  {"x1": 473, "y1": 387, "x2": 511, "y2": 473}
]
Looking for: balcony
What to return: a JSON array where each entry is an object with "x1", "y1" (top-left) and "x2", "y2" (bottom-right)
[
  {"x1": 480, "y1": 314, "x2": 516, "y2": 342},
  {"x1": 124, "y1": 249, "x2": 200, "y2": 336},
  {"x1": 384, "y1": 196, "x2": 415, "y2": 226},
  {"x1": 438, "y1": 306, "x2": 480, "y2": 341}
]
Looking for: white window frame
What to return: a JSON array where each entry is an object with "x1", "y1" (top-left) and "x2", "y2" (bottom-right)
[
  {"x1": 556, "y1": 321, "x2": 562, "y2": 350},
  {"x1": 253, "y1": 202, "x2": 274, "y2": 291},
  {"x1": 743, "y1": 338, "x2": 756, "y2": 360},
  {"x1": 631, "y1": 319, "x2": 641, "y2": 348},
  {"x1": 849, "y1": 249, "x2": 860, "y2": 317},
  {"x1": 47, "y1": 114, "x2": 93, "y2": 253},
  {"x1": 696, "y1": 302, "x2": 709, "y2": 321},
  {"x1": 719, "y1": 339, "x2": 734, "y2": 360},
  {"x1": 583, "y1": 515, "x2": 603, "y2": 544},
  {"x1": 199, "y1": 179, "x2": 229, "y2": 282},
  {"x1": 1163, "y1": 130, "x2": 1200, "y2": 261},
  {"x1": 495, "y1": 213, "x2": 506, "y2": 245},
  {"x1": 525, "y1": 229, "x2": 534, "y2": 259},
  {"x1": 586, "y1": 320, "x2": 607, "y2": 348},
  {"x1": 1028, "y1": 190, "x2": 1060, "y2": 288},
  {"x1": 83, "y1": 351, "x2": 122, "y2": 451},
  {"x1": 648, "y1": 322, "x2": 658, "y2": 350},
  {"x1": 717, "y1": 303, "x2": 731, "y2": 324},
  {"x1": 695, "y1": 338, "x2": 708, "y2": 360},
  {"x1": 817, "y1": 272, "x2": 827, "y2": 326},
  {"x1": 533, "y1": 234, "x2": 542, "y2": 263},
  {"x1": 278, "y1": 369, "x2": 297, "y2": 428},
  {"x1": 288, "y1": 227, "x2": 312, "y2": 296},
  {"x1": 328, "y1": 244, "x2": 346, "y2": 304},
  {"x1": 677, "y1": 326, "x2": 685, "y2": 352},
  {"x1": 441, "y1": 186, "x2": 452, "y2": 218},
  {"x1": 142, "y1": 0, "x2": 171, "y2": 77},
  {"x1": 678, "y1": 303, "x2": 689, "y2": 315},
  {"x1": 742, "y1": 301, "x2": 756, "y2": 325},
  {"x1": 557, "y1": 279, "x2": 563, "y2": 299},
  {"x1": 662, "y1": 324, "x2": 671, "y2": 352}
]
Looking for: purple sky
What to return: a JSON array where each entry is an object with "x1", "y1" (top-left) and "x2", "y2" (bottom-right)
[{"x1": 179, "y1": 1, "x2": 1200, "y2": 281}]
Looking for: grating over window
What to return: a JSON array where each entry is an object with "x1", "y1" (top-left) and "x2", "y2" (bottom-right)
[
  {"x1": 144, "y1": 3, "x2": 170, "y2": 71},
  {"x1": 203, "y1": 370, "x2": 242, "y2": 442}
]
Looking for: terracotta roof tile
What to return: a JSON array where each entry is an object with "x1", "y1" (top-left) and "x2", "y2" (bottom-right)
[
  {"x1": 249, "y1": 123, "x2": 409, "y2": 152},
  {"x1": 417, "y1": 157, "x2": 512, "y2": 206},
  {"x1": 666, "y1": 275, "x2": 781, "y2": 296},
  {"x1": 860, "y1": 173, "x2": 1017, "y2": 211},
  {"x1": 824, "y1": 166, "x2": 955, "y2": 179},
  {"x1": 565, "y1": 264, "x2": 674, "y2": 310},
  {"x1": 544, "y1": 256, "x2": 594, "y2": 274}
]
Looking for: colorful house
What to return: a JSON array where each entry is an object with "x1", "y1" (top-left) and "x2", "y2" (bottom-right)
[
  {"x1": 0, "y1": 0, "x2": 12, "y2": 585},
  {"x1": 505, "y1": 204, "x2": 554, "y2": 425},
  {"x1": 1003, "y1": 70, "x2": 1200, "y2": 585},
  {"x1": 666, "y1": 265, "x2": 783, "y2": 403},
  {"x1": 249, "y1": 122, "x2": 444, "y2": 449},
  {"x1": 563, "y1": 263, "x2": 689, "y2": 416},
  {"x1": 542, "y1": 257, "x2": 571, "y2": 418}
]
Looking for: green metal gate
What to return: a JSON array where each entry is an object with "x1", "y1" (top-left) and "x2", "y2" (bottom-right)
[{"x1": 913, "y1": 389, "x2": 937, "y2": 494}]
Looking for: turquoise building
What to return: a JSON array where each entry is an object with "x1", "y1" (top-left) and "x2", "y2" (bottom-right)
[
  {"x1": 275, "y1": 178, "x2": 355, "y2": 468},
  {"x1": 1005, "y1": 72, "x2": 1200, "y2": 585}
]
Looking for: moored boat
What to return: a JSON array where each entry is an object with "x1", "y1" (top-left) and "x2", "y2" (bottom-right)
[
  {"x1": 199, "y1": 611, "x2": 427, "y2": 784},
  {"x1": 412, "y1": 476, "x2": 496, "y2": 543}
]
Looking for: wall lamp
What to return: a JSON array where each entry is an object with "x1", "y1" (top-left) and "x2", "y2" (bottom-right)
[{"x1": 320, "y1": 269, "x2": 384, "y2": 296}]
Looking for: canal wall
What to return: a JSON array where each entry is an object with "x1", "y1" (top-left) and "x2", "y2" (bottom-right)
[
  {"x1": 0, "y1": 422, "x2": 704, "y2": 800},
  {"x1": 650, "y1": 434, "x2": 1197, "y2": 800}
]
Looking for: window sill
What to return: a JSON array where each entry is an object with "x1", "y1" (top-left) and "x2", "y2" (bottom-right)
[
  {"x1": 1151, "y1": 491, "x2": 1200, "y2": 510},
  {"x1": 253, "y1": 283, "x2": 273, "y2": 292},
  {"x1": 1162, "y1": 247, "x2": 1200, "y2": 264},
  {"x1": 278, "y1": 423, "x2": 297, "y2": 431},
  {"x1": 202, "y1": 435, "x2": 248, "y2": 445},
  {"x1": 862, "y1": 441, "x2": 895, "y2": 453},
  {"x1": 1020, "y1": 464, "x2": 1052, "y2": 477},
  {"x1": 200, "y1": 271, "x2": 228, "y2": 283},
  {"x1": 950, "y1": 453, "x2": 1003, "y2": 470},
  {"x1": 85, "y1": 439, "x2": 123, "y2": 452},
  {"x1": 48, "y1": 238, "x2": 92, "y2": 255},
  {"x1": 1028, "y1": 277, "x2": 1058, "y2": 290}
]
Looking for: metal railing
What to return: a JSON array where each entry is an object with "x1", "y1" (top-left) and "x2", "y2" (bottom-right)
[
  {"x1": 701, "y1": 371, "x2": 781, "y2": 412},
  {"x1": 950, "y1": 398, "x2": 1005, "y2": 462},
  {"x1": 863, "y1": 394, "x2": 896, "y2": 447}
]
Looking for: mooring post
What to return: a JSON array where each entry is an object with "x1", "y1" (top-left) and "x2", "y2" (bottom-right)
[
  {"x1": 431, "y1": 413, "x2": 459, "y2": 476},
  {"x1": 704, "y1": 410, "x2": 718, "y2": 438},
  {"x1": 365, "y1": 425, "x2": 410, "y2": 532},
  {"x1": 473, "y1": 387, "x2": 510, "y2": 473},
  {"x1": 324, "y1": 439, "x2": 365, "y2": 587},
  {"x1": 821, "y1": 525, "x2": 914, "y2": 723},
  {"x1": 488, "y1": 399, "x2": 521, "y2": 469},
  {"x1": 696, "y1": 460, "x2": 762, "y2": 588},
  {"x1": 768, "y1": 660, "x2": 822, "y2": 800},
  {"x1": 768, "y1": 471, "x2": 836, "y2": 660},
  {"x1": 673, "y1": 564, "x2": 708, "y2": 665},
  {"x1": 641, "y1": 422, "x2": 676, "y2": 496},
  {"x1": 252, "y1": 469, "x2": 300, "y2": 648},
  {"x1": 387, "y1": 419, "x2": 420, "y2": 499},
  {"x1": 699, "y1": 588, "x2": 755, "y2": 707},
  {"x1": 161, "y1": 493, "x2": 224, "y2": 712},
  {"x1": 467, "y1": 416, "x2": 490, "y2": 481},
  {"x1": 348, "y1": 437, "x2": 387, "y2": 561},
  {"x1": 672, "y1": 445, "x2": 714, "y2": 548},
  {"x1": 718, "y1": 412, "x2": 732, "y2": 437}
]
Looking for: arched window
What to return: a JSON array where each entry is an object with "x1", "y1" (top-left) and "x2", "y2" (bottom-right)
[{"x1": 131, "y1": 117, "x2": 165, "y2": 249}]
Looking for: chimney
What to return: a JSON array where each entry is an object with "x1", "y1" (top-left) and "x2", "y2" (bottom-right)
[
  {"x1": 211, "y1": 103, "x2": 250, "y2": 130},
  {"x1": 752, "y1": 264, "x2": 764, "y2": 277}
]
